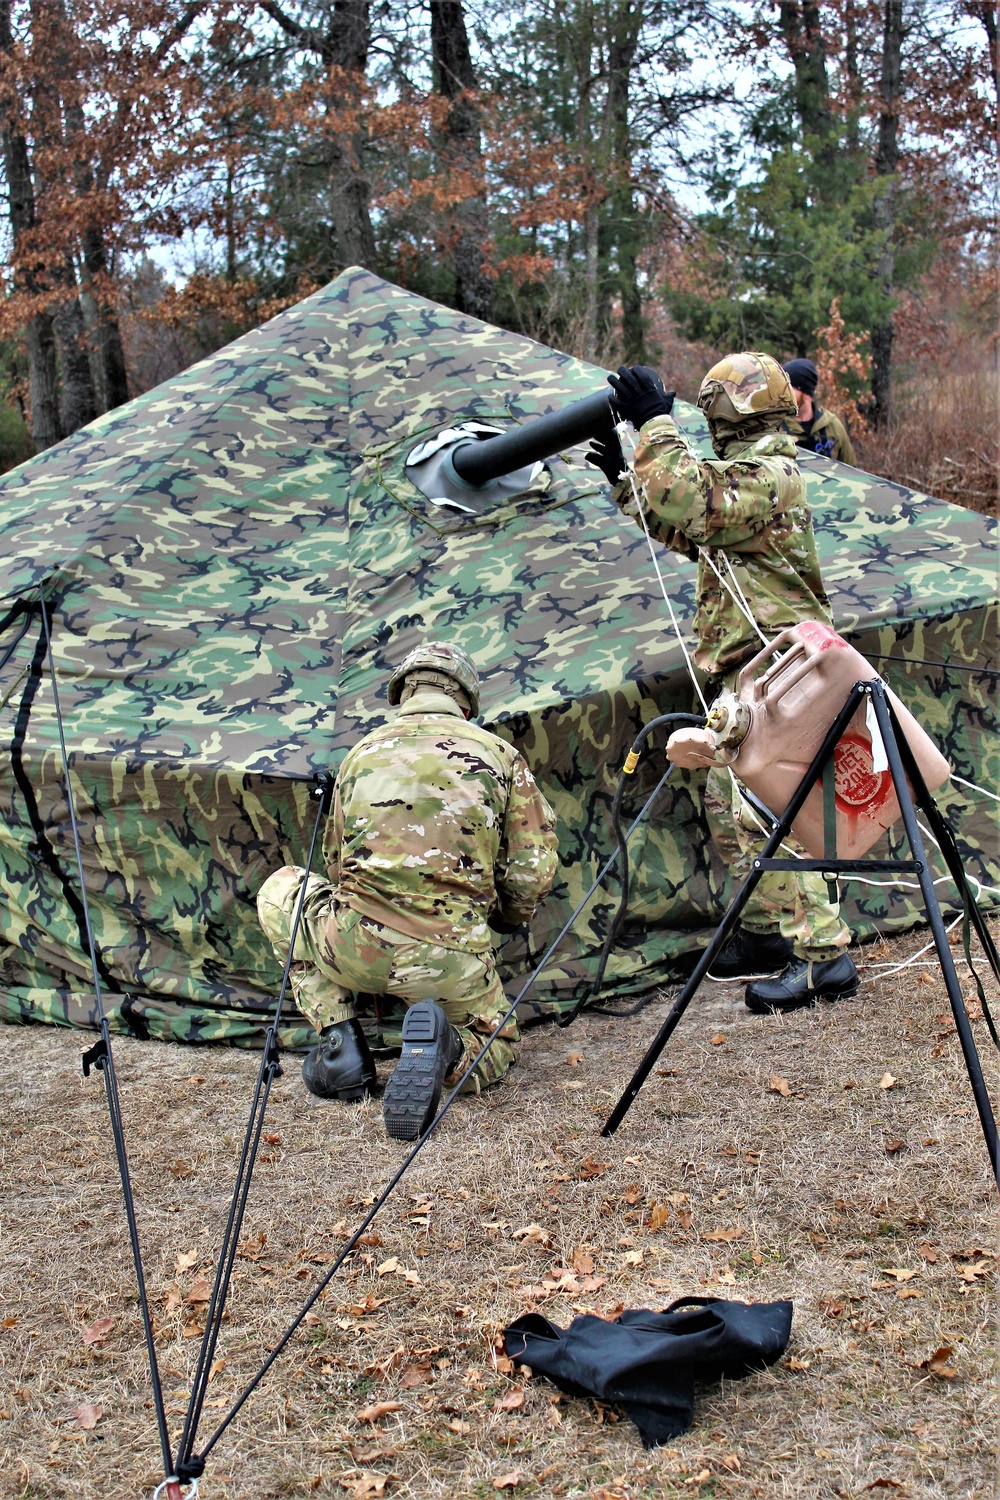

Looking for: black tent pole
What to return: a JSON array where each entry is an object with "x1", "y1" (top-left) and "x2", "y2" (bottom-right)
[
  {"x1": 868, "y1": 683, "x2": 999, "y2": 1180},
  {"x1": 601, "y1": 682, "x2": 870, "y2": 1136}
]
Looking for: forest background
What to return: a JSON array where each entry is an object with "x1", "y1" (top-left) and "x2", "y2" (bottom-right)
[{"x1": 0, "y1": 0, "x2": 995, "y2": 512}]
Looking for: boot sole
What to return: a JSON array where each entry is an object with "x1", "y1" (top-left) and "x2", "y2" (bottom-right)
[
  {"x1": 383, "y1": 1002, "x2": 450, "y2": 1142},
  {"x1": 745, "y1": 978, "x2": 860, "y2": 1015}
]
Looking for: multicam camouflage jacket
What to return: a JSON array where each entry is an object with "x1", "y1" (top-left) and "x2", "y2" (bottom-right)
[
  {"x1": 784, "y1": 406, "x2": 857, "y2": 466},
  {"x1": 614, "y1": 415, "x2": 834, "y2": 678},
  {"x1": 324, "y1": 688, "x2": 559, "y2": 953}
]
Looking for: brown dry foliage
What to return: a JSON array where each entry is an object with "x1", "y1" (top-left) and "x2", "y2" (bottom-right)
[{"x1": 1, "y1": 923, "x2": 997, "y2": 1500}]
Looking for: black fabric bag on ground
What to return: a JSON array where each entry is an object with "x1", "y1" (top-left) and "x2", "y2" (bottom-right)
[{"x1": 503, "y1": 1296, "x2": 793, "y2": 1448}]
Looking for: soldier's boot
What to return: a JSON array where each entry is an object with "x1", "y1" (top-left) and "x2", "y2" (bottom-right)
[
  {"x1": 301, "y1": 1019, "x2": 377, "y2": 1102},
  {"x1": 383, "y1": 1000, "x2": 464, "y2": 1142},
  {"x1": 709, "y1": 926, "x2": 794, "y2": 980},
  {"x1": 744, "y1": 952, "x2": 859, "y2": 1014}
]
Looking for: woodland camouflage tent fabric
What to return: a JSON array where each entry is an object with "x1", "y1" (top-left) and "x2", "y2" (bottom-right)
[{"x1": 0, "y1": 267, "x2": 995, "y2": 1048}]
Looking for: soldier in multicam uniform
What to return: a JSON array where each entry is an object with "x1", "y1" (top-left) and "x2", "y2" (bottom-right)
[
  {"x1": 781, "y1": 358, "x2": 857, "y2": 465},
  {"x1": 257, "y1": 642, "x2": 559, "y2": 1140},
  {"x1": 589, "y1": 354, "x2": 859, "y2": 1012}
]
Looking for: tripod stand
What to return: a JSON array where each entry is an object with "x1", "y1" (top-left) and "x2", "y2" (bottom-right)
[{"x1": 601, "y1": 678, "x2": 1000, "y2": 1188}]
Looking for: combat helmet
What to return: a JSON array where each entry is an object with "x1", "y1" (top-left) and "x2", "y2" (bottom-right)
[
  {"x1": 386, "y1": 641, "x2": 481, "y2": 717},
  {"x1": 697, "y1": 352, "x2": 797, "y2": 453}
]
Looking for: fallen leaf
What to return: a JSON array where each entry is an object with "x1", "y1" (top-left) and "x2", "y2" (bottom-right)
[
  {"x1": 338, "y1": 1473, "x2": 391, "y2": 1499},
  {"x1": 185, "y1": 1278, "x2": 212, "y2": 1305},
  {"x1": 447, "y1": 1419, "x2": 471, "y2": 1435},
  {"x1": 511, "y1": 1224, "x2": 554, "y2": 1248},
  {"x1": 704, "y1": 1226, "x2": 743, "y2": 1243},
  {"x1": 187, "y1": 1074, "x2": 205, "y2": 1084},
  {"x1": 174, "y1": 1249, "x2": 198, "y2": 1274},
  {"x1": 377, "y1": 1258, "x2": 400, "y2": 1277},
  {"x1": 769, "y1": 1074, "x2": 791, "y2": 1097},
  {"x1": 492, "y1": 1389, "x2": 525, "y2": 1411},
  {"x1": 879, "y1": 1072, "x2": 897, "y2": 1090},
  {"x1": 566, "y1": 1052, "x2": 584, "y2": 1067},
  {"x1": 1, "y1": 1316, "x2": 17, "y2": 1328},
  {"x1": 956, "y1": 1261, "x2": 991, "y2": 1283},
  {"x1": 357, "y1": 1401, "x2": 403, "y2": 1424},
  {"x1": 711, "y1": 1033, "x2": 726, "y2": 1046},
  {"x1": 493, "y1": 1474, "x2": 522, "y2": 1491},
  {"x1": 884, "y1": 1137, "x2": 905, "y2": 1154},
  {"x1": 721, "y1": 1453, "x2": 742, "y2": 1471},
  {"x1": 620, "y1": 1248, "x2": 645, "y2": 1267},
  {"x1": 685, "y1": 1471, "x2": 711, "y2": 1486},
  {"x1": 72, "y1": 1404, "x2": 101, "y2": 1430},
  {"x1": 880, "y1": 1268, "x2": 918, "y2": 1282},
  {"x1": 785, "y1": 1356, "x2": 811, "y2": 1371},
  {"x1": 81, "y1": 1318, "x2": 115, "y2": 1347},
  {"x1": 918, "y1": 1345, "x2": 958, "y2": 1378},
  {"x1": 576, "y1": 1157, "x2": 610, "y2": 1180},
  {"x1": 571, "y1": 1248, "x2": 595, "y2": 1274},
  {"x1": 648, "y1": 1202, "x2": 670, "y2": 1233},
  {"x1": 863, "y1": 1482, "x2": 905, "y2": 1492}
]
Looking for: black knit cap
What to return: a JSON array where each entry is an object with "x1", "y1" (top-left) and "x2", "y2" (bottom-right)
[{"x1": 782, "y1": 358, "x2": 818, "y2": 396}]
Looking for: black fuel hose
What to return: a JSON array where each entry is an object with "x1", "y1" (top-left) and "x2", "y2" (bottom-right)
[{"x1": 558, "y1": 711, "x2": 706, "y2": 1027}]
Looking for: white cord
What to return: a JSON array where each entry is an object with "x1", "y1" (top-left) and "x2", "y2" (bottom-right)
[
  {"x1": 697, "y1": 546, "x2": 769, "y2": 646},
  {"x1": 618, "y1": 421, "x2": 709, "y2": 714},
  {"x1": 952, "y1": 773, "x2": 1000, "y2": 805},
  {"x1": 858, "y1": 914, "x2": 965, "y2": 977}
]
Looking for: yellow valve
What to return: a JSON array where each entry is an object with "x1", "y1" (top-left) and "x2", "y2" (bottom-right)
[{"x1": 623, "y1": 749, "x2": 640, "y2": 774}]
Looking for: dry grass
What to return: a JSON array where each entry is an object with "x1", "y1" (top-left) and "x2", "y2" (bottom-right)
[
  {"x1": 2, "y1": 926, "x2": 998, "y2": 1500},
  {"x1": 855, "y1": 362, "x2": 999, "y2": 519}
]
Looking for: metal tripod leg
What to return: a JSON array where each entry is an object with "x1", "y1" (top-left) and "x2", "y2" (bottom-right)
[
  {"x1": 870, "y1": 685, "x2": 998, "y2": 1182},
  {"x1": 601, "y1": 683, "x2": 870, "y2": 1136}
]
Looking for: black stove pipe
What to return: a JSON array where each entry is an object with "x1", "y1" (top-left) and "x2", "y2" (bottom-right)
[{"x1": 449, "y1": 388, "x2": 617, "y2": 488}]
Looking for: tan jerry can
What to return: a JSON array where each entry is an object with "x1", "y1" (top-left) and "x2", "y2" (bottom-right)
[{"x1": 721, "y1": 621, "x2": 951, "y2": 859}]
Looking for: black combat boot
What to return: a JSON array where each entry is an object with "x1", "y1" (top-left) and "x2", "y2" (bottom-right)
[
  {"x1": 708, "y1": 927, "x2": 795, "y2": 980},
  {"x1": 744, "y1": 952, "x2": 859, "y2": 1014},
  {"x1": 301, "y1": 1018, "x2": 377, "y2": 1101},
  {"x1": 382, "y1": 1000, "x2": 464, "y2": 1142}
]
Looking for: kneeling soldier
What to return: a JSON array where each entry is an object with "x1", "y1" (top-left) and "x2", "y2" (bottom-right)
[{"x1": 257, "y1": 642, "x2": 559, "y2": 1141}]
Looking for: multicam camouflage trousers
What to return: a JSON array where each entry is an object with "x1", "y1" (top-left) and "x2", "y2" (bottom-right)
[
  {"x1": 704, "y1": 766, "x2": 852, "y2": 960},
  {"x1": 256, "y1": 866, "x2": 517, "y2": 1092}
]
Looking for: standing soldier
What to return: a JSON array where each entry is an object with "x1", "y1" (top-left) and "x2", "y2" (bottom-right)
[
  {"x1": 257, "y1": 643, "x2": 559, "y2": 1141},
  {"x1": 588, "y1": 355, "x2": 858, "y2": 1012},
  {"x1": 782, "y1": 357, "x2": 857, "y2": 465}
]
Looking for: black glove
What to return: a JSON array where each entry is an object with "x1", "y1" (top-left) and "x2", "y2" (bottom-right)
[
  {"x1": 585, "y1": 431, "x2": 625, "y2": 486},
  {"x1": 607, "y1": 365, "x2": 675, "y2": 428}
]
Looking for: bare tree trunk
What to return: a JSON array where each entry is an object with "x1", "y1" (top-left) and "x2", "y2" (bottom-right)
[
  {"x1": 260, "y1": 0, "x2": 377, "y2": 270},
  {"x1": 777, "y1": 0, "x2": 833, "y2": 145},
  {"x1": 844, "y1": 0, "x2": 859, "y2": 151},
  {"x1": 323, "y1": 0, "x2": 376, "y2": 269},
  {"x1": 605, "y1": 0, "x2": 645, "y2": 363},
  {"x1": 870, "y1": 0, "x2": 904, "y2": 428},
  {"x1": 51, "y1": 258, "x2": 98, "y2": 431},
  {"x1": 0, "y1": 0, "x2": 61, "y2": 448},
  {"x1": 28, "y1": 0, "x2": 100, "y2": 431},
  {"x1": 429, "y1": 0, "x2": 492, "y2": 322}
]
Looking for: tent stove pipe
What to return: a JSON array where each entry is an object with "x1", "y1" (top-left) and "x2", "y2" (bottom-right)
[{"x1": 447, "y1": 389, "x2": 617, "y2": 487}]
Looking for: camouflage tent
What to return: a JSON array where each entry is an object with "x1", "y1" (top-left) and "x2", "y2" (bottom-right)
[{"x1": 0, "y1": 267, "x2": 996, "y2": 1047}]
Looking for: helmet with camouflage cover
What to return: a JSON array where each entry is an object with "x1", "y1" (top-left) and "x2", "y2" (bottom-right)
[
  {"x1": 387, "y1": 641, "x2": 481, "y2": 716},
  {"x1": 697, "y1": 352, "x2": 797, "y2": 455}
]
